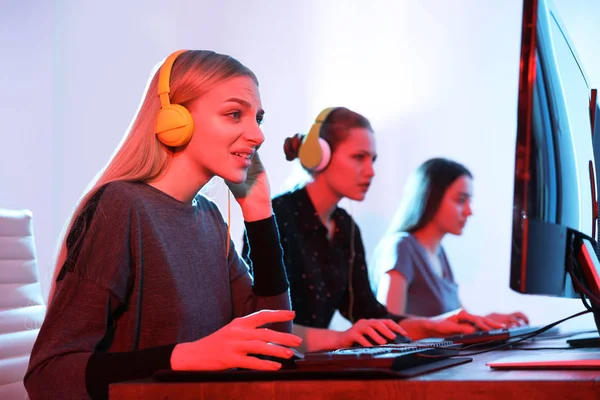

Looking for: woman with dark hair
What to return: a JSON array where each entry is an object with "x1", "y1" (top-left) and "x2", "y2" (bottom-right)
[
  {"x1": 373, "y1": 158, "x2": 528, "y2": 326},
  {"x1": 243, "y1": 109, "x2": 502, "y2": 352}
]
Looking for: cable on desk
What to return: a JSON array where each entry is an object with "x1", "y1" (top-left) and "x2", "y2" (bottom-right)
[{"x1": 415, "y1": 309, "x2": 592, "y2": 359}]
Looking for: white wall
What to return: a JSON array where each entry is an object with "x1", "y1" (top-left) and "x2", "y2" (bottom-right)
[{"x1": 1, "y1": 0, "x2": 599, "y2": 332}]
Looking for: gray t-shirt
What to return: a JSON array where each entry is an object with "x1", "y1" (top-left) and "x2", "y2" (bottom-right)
[
  {"x1": 25, "y1": 181, "x2": 290, "y2": 399},
  {"x1": 374, "y1": 232, "x2": 460, "y2": 317}
]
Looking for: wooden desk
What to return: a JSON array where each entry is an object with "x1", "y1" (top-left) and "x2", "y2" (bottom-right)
[{"x1": 110, "y1": 341, "x2": 600, "y2": 400}]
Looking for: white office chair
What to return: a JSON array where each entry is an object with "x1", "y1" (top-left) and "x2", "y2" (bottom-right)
[{"x1": 0, "y1": 209, "x2": 46, "y2": 399}]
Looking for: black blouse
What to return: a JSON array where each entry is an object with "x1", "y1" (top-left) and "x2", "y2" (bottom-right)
[{"x1": 243, "y1": 186, "x2": 404, "y2": 328}]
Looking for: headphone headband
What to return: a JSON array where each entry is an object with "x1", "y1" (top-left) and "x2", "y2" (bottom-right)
[
  {"x1": 157, "y1": 50, "x2": 187, "y2": 108},
  {"x1": 315, "y1": 107, "x2": 337, "y2": 124}
]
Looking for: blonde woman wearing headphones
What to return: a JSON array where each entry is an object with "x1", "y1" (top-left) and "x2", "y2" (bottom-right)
[{"x1": 25, "y1": 50, "x2": 301, "y2": 400}]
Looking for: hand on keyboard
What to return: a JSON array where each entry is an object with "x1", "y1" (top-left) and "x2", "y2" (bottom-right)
[
  {"x1": 354, "y1": 332, "x2": 412, "y2": 347},
  {"x1": 336, "y1": 319, "x2": 410, "y2": 348},
  {"x1": 484, "y1": 312, "x2": 530, "y2": 327},
  {"x1": 449, "y1": 309, "x2": 506, "y2": 331},
  {"x1": 398, "y1": 310, "x2": 505, "y2": 340}
]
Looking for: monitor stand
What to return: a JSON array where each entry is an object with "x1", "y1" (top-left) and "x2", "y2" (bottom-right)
[{"x1": 574, "y1": 236, "x2": 600, "y2": 341}]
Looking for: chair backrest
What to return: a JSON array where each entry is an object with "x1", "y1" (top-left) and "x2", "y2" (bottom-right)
[{"x1": 0, "y1": 209, "x2": 46, "y2": 399}]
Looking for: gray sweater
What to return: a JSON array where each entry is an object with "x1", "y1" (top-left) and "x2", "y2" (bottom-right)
[{"x1": 24, "y1": 181, "x2": 290, "y2": 399}]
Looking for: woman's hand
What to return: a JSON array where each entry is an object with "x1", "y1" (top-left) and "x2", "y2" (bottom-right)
[
  {"x1": 336, "y1": 319, "x2": 409, "y2": 348},
  {"x1": 225, "y1": 152, "x2": 273, "y2": 222},
  {"x1": 170, "y1": 310, "x2": 302, "y2": 371},
  {"x1": 485, "y1": 312, "x2": 529, "y2": 327},
  {"x1": 443, "y1": 309, "x2": 506, "y2": 331},
  {"x1": 399, "y1": 309, "x2": 505, "y2": 340}
]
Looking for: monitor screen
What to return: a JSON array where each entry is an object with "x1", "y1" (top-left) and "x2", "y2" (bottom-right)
[{"x1": 510, "y1": 0, "x2": 598, "y2": 298}]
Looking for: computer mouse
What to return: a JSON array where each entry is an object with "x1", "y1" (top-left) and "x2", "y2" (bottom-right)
[
  {"x1": 379, "y1": 333, "x2": 412, "y2": 345},
  {"x1": 250, "y1": 347, "x2": 305, "y2": 369}
]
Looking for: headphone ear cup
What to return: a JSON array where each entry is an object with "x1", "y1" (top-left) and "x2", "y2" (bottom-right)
[
  {"x1": 312, "y1": 138, "x2": 331, "y2": 172},
  {"x1": 155, "y1": 104, "x2": 195, "y2": 147},
  {"x1": 298, "y1": 126, "x2": 323, "y2": 170},
  {"x1": 298, "y1": 107, "x2": 338, "y2": 171}
]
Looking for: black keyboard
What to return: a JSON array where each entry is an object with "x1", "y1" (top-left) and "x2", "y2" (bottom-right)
[
  {"x1": 152, "y1": 342, "x2": 472, "y2": 382},
  {"x1": 443, "y1": 325, "x2": 546, "y2": 345},
  {"x1": 296, "y1": 342, "x2": 461, "y2": 371}
]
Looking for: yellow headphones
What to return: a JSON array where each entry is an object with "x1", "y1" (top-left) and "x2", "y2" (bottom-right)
[
  {"x1": 298, "y1": 107, "x2": 339, "y2": 172},
  {"x1": 155, "y1": 50, "x2": 195, "y2": 147}
]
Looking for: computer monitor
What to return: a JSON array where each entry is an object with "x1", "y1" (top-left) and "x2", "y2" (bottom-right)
[{"x1": 510, "y1": 0, "x2": 600, "y2": 334}]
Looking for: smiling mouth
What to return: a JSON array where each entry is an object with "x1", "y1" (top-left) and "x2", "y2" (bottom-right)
[{"x1": 232, "y1": 152, "x2": 252, "y2": 160}]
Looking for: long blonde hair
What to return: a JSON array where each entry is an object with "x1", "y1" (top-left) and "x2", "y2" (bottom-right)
[{"x1": 48, "y1": 50, "x2": 258, "y2": 303}]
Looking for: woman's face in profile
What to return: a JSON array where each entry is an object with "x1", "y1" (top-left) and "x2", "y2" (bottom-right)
[
  {"x1": 321, "y1": 127, "x2": 377, "y2": 201},
  {"x1": 432, "y1": 175, "x2": 473, "y2": 235}
]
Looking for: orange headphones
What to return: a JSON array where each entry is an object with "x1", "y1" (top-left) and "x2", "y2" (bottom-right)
[
  {"x1": 298, "y1": 107, "x2": 339, "y2": 172},
  {"x1": 155, "y1": 50, "x2": 195, "y2": 147}
]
